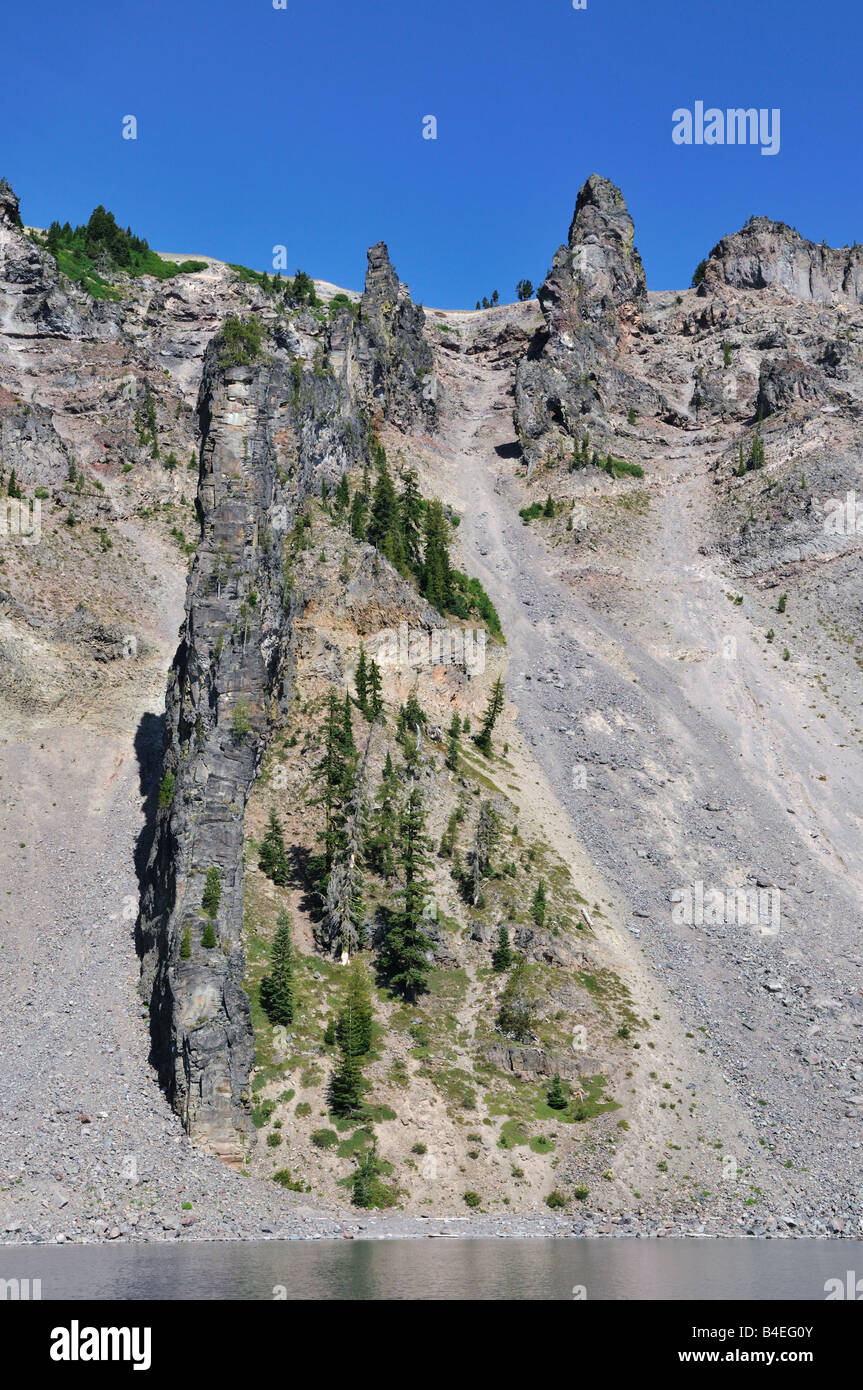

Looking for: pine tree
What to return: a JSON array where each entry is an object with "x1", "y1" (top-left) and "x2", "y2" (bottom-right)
[
  {"x1": 382, "y1": 788, "x2": 434, "y2": 1001},
  {"x1": 351, "y1": 1138, "x2": 384, "y2": 1207},
  {"x1": 496, "y1": 954, "x2": 538, "y2": 1042},
  {"x1": 334, "y1": 472, "x2": 350, "y2": 513},
  {"x1": 546, "y1": 1073, "x2": 567, "y2": 1110},
  {"x1": 474, "y1": 677, "x2": 505, "y2": 757},
  {"x1": 201, "y1": 921, "x2": 217, "y2": 949},
  {"x1": 367, "y1": 659, "x2": 384, "y2": 719},
  {"x1": 398, "y1": 467, "x2": 424, "y2": 573},
  {"x1": 320, "y1": 730, "x2": 370, "y2": 958},
  {"x1": 491, "y1": 924, "x2": 512, "y2": 973},
  {"x1": 530, "y1": 879, "x2": 547, "y2": 928},
  {"x1": 7, "y1": 468, "x2": 21, "y2": 499},
  {"x1": 342, "y1": 690, "x2": 357, "y2": 758},
  {"x1": 202, "y1": 866, "x2": 221, "y2": 919},
  {"x1": 355, "y1": 645, "x2": 370, "y2": 716},
  {"x1": 397, "y1": 687, "x2": 425, "y2": 743},
  {"x1": 349, "y1": 489, "x2": 367, "y2": 541},
  {"x1": 445, "y1": 711, "x2": 461, "y2": 770},
  {"x1": 366, "y1": 751, "x2": 399, "y2": 880},
  {"x1": 420, "y1": 499, "x2": 453, "y2": 612},
  {"x1": 311, "y1": 690, "x2": 355, "y2": 890},
  {"x1": 179, "y1": 925, "x2": 192, "y2": 960},
  {"x1": 367, "y1": 448, "x2": 401, "y2": 563},
  {"x1": 259, "y1": 810, "x2": 289, "y2": 886},
  {"x1": 336, "y1": 958, "x2": 374, "y2": 1056},
  {"x1": 260, "y1": 908, "x2": 294, "y2": 1026}
]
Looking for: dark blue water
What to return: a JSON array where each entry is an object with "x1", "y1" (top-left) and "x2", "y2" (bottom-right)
[{"x1": 2, "y1": 1238, "x2": 855, "y2": 1300}]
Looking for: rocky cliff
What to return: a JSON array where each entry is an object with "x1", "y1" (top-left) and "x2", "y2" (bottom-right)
[
  {"x1": 137, "y1": 246, "x2": 435, "y2": 1165},
  {"x1": 703, "y1": 216, "x2": 863, "y2": 305}
]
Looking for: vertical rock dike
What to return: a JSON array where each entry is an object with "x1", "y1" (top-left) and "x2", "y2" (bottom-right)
[{"x1": 139, "y1": 246, "x2": 435, "y2": 1165}]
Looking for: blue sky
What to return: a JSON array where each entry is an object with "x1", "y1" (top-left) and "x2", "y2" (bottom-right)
[{"x1": 3, "y1": 0, "x2": 861, "y2": 306}]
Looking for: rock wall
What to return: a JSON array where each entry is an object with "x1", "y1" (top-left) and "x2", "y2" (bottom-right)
[
  {"x1": 703, "y1": 217, "x2": 863, "y2": 306},
  {"x1": 138, "y1": 248, "x2": 433, "y2": 1164}
]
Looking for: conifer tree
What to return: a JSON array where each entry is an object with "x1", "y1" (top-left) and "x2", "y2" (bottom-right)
[
  {"x1": 546, "y1": 1073, "x2": 567, "y2": 1111},
  {"x1": 445, "y1": 711, "x2": 461, "y2": 770},
  {"x1": 366, "y1": 751, "x2": 399, "y2": 880},
  {"x1": 354, "y1": 645, "x2": 370, "y2": 716},
  {"x1": 420, "y1": 499, "x2": 453, "y2": 612},
  {"x1": 329, "y1": 1036, "x2": 365, "y2": 1117},
  {"x1": 260, "y1": 908, "x2": 294, "y2": 1026},
  {"x1": 382, "y1": 788, "x2": 434, "y2": 1001},
  {"x1": 398, "y1": 467, "x2": 424, "y2": 572},
  {"x1": 336, "y1": 958, "x2": 374, "y2": 1056},
  {"x1": 335, "y1": 472, "x2": 350, "y2": 513},
  {"x1": 491, "y1": 924, "x2": 512, "y2": 973},
  {"x1": 367, "y1": 659, "x2": 384, "y2": 719},
  {"x1": 311, "y1": 690, "x2": 356, "y2": 889},
  {"x1": 201, "y1": 921, "x2": 217, "y2": 949},
  {"x1": 474, "y1": 677, "x2": 505, "y2": 757},
  {"x1": 202, "y1": 866, "x2": 221, "y2": 918},
  {"x1": 496, "y1": 954, "x2": 538, "y2": 1042},
  {"x1": 320, "y1": 729, "x2": 369, "y2": 958},
  {"x1": 530, "y1": 878, "x2": 547, "y2": 928},
  {"x1": 342, "y1": 690, "x2": 357, "y2": 757},
  {"x1": 349, "y1": 488, "x2": 367, "y2": 540},
  {"x1": 259, "y1": 810, "x2": 289, "y2": 886},
  {"x1": 367, "y1": 448, "x2": 401, "y2": 564}
]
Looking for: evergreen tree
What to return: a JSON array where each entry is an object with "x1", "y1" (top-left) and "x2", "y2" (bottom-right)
[
  {"x1": 311, "y1": 690, "x2": 356, "y2": 889},
  {"x1": 398, "y1": 467, "x2": 424, "y2": 572},
  {"x1": 474, "y1": 677, "x2": 505, "y2": 757},
  {"x1": 496, "y1": 954, "x2": 538, "y2": 1042},
  {"x1": 349, "y1": 488, "x2": 367, "y2": 540},
  {"x1": 367, "y1": 659, "x2": 384, "y2": 719},
  {"x1": 420, "y1": 499, "x2": 453, "y2": 612},
  {"x1": 342, "y1": 690, "x2": 357, "y2": 757},
  {"x1": 354, "y1": 645, "x2": 370, "y2": 716},
  {"x1": 334, "y1": 472, "x2": 351, "y2": 513},
  {"x1": 530, "y1": 878, "x2": 547, "y2": 928},
  {"x1": 201, "y1": 921, "x2": 217, "y2": 949},
  {"x1": 259, "y1": 810, "x2": 289, "y2": 886},
  {"x1": 260, "y1": 908, "x2": 294, "y2": 1026},
  {"x1": 336, "y1": 958, "x2": 374, "y2": 1056},
  {"x1": 367, "y1": 448, "x2": 402, "y2": 564},
  {"x1": 546, "y1": 1074, "x2": 567, "y2": 1111},
  {"x1": 491, "y1": 924, "x2": 512, "y2": 973},
  {"x1": 320, "y1": 731, "x2": 369, "y2": 958},
  {"x1": 351, "y1": 1138, "x2": 384, "y2": 1208},
  {"x1": 179, "y1": 925, "x2": 191, "y2": 960},
  {"x1": 543, "y1": 494, "x2": 555, "y2": 518},
  {"x1": 445, "y1": 711, "x2": 461, "y2": 770},
  {"x1": 396, "y1": 687, "x2": 426, "y2": 743},
  {"x1": 366, "y1": 751, "x2": 399, "y2": 880},
  {"x1": 202, "y1": 866, "x2": 221, "y2": 918},
  {"x1": 382, "y1": 788, "x2": 434, "y2": 1001},
  {"x1": 7, "y1": 468, "x2": 21, "y2": 499},
  {"x1": 329, "y1": 1040, "x2": 365, "y2": 1117}
]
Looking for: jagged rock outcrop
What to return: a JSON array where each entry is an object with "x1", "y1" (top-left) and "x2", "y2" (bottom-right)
[
  {"x1": 139, "y1": 252, "x2": 435, "y2": 1163},
  {"x1": 514, "y1": 176, "x2": 663, "y2": 471},
  {"x1": 703, "y1": 217, "x2": 863, "y2": 305},
  {"x1": 354, "y1": 242, "x2": 437, "y2": 432}
]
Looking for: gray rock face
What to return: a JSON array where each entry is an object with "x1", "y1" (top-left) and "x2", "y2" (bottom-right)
[
  {"x1": 139, "y1": 258, "x2": 432, "y2": 1164},
  {"x1": 704, "y1": 217, "x2": 863, "y2": 305},
  {"x1": 354, "y1": 242, "x2": 437, "y2": 432},
  {"x1": 514, "y1": 175, "x2": 662, "y2": 472}
]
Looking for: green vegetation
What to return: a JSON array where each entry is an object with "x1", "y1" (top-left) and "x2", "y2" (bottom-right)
[
  {"x1": 260, "y1": 909, "x2": 294, "y2": 1026},
  {"x1": 220, "y1": 316, "x2": 264, "y2": 369},
  {"x1": 692, "y1": 258, "x2": 708, "y2": 288},
  {"x1": 157, "y1": 770, "x2": 175, "y2": 809},
  {"x1": 202, "y1": 867, "x2": 221, "y2": 919},
  {"x1": 43, "y1": 206, "x2": 205, "y2": 299}
]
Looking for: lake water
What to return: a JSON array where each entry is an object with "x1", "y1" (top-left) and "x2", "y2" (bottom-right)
[{"x1": 2, "y1": 1238, "x2": 853, "y2": 1300}]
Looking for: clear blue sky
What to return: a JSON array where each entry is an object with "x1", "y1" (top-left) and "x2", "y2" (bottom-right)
[{"x1": 3, "y1": 0, "x2": 861, "y2": 306}]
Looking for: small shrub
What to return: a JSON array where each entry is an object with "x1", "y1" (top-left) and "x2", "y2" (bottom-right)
[
  {"x1": 463, "y1": 1190, "x2": 481, "y2": 1209},
  {"x1": 545, "y1": 1190, "x2": 566, "y2": 1210}
]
